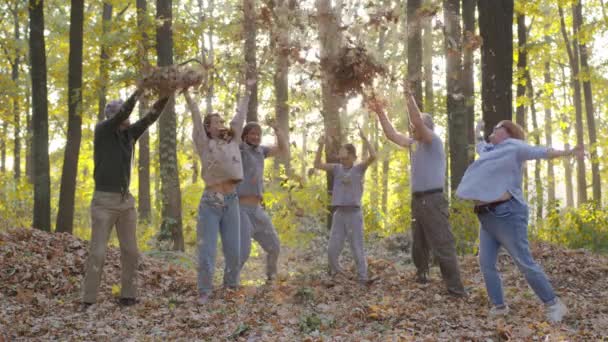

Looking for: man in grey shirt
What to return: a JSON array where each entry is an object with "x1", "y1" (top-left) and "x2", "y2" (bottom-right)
[{"x1": 366, "y1": 91, "x2": 466, "y2": 297}]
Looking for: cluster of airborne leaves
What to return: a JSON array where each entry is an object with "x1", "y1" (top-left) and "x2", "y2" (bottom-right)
[{"x1": 1, "y1": 227, "x2": 607, "y2": 341}]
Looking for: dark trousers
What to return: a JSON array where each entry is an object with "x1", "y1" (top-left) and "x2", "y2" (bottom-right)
[{"x1": 411, "y1": 192, "x2": 465, "y2": 295}]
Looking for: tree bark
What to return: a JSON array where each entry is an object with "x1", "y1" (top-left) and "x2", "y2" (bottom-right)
[
  {"x1": 156, "y1": 0, "x2": 184, "y2": 251},
  {"x1": 543, "y1": 55, "x2": 555, "y2": 205},
  {"x1": 407, "y1": 0, "x2": 423, "y2": 106},
  {"x1": 422, "y1": 16, "x2": 433, "y2": 113},
  {"x1": 272, "y1": 0, "x2": 292, "y2": 175},
  {"x1": 137, "y1": 0, "x2": 152, "y2": 222},
  {"x1": 29, "y1": 0, "x2": 51, "y2": 231},
  {"x1": 97, "y1": 2, "x2": 112, "y2": 122},
  {"x1": 526, "y1": 72, "x2": 542, "y2": 223},
  {"x1": 515, "y1": 13, "x2": 528, "y2": 200},
  {"x1": 0, "y1": 122, "x2": 6, "y2": 172},
  {"x1": 559, "y1": 5, "x2": 587, "y2": 204},
  {"x1": 317, "y1": 0, "x2": 345, "y2": 230},
  {"x1": 574, "y1": 2, "x2": 601, "y2": 204},
  {"x1": 559, "y1": 63, "x2": 574, "y2": 207},
  {"x1": 444, "y1": 0, "x2": 467, "y2": 193},
  {"x1": 477, "y1": 0, "x2": 513, "y2": 134},
  {"x1": 56, "y1": 0, "x2": 85, "y2": 234},
  {"x1": 244, "y1": 0, "x2": 258, "y2": 122},
  {"x1": 12, "y1": 3, "x2": 21, "y2": 180},
  {"x1": 462, "y1": 0, "x2": 475, "y2": 151}
]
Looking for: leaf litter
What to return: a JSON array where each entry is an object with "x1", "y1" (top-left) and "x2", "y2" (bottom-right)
[{"x1": 0, "y1": 227, "x2": 607, "y2": 340}]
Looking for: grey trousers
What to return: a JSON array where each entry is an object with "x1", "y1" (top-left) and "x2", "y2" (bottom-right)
[
  {"x1": 328, "y1": 206, "x2": 368, "y2": 281},
  {"x1": 82, "y1": 191, "x2": 138, "y2": 303},
  {"x1": 239, "y1": 203, "x2": 281, "y2": 279},
  {"x1": 411, "y1": 192, "x2": 465, "y2": 295}
]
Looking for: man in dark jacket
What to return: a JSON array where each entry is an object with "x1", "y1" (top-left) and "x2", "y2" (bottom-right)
[{"x1": 82, "y1": 87, "x2": 171, "y2": 308}]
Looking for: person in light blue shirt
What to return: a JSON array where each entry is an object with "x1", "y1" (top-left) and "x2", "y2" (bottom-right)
[{"x1": 456, "y1": 119, "x2": 583, "y2": 323}]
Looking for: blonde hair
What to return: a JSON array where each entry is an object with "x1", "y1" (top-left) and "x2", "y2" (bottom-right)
[{"x1": 496, "y1": 120, "x2": 525, "y2": 140}]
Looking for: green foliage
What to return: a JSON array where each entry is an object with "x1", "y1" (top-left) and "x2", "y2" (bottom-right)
[
  {"x1": 449, "y1": 198, "x2": 479, "y2": 255},
  {"x1": 539, "y1": 203, "x2": 608, "y2": 253},
  {"x1": 0, "y1": 174, "x2": 32, "y2": 230}
]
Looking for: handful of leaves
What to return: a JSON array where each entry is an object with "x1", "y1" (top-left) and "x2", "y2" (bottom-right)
[
  {"x1": 138, "y1": 60, "x2": 207, "y2": 95},
  {"x1": 330, "y1": 45, "x2": 387, "y2": 97}
]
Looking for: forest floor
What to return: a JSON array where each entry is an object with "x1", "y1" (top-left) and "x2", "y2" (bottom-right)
[{"x1": 1, "y1": 227, "x2": 607, "y2": 341}]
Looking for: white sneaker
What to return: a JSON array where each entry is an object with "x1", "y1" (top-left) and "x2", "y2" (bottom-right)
[
  {"x1": 489, "y1": 305, "x2": 510, "y2": 317},
  {"x1": 545, "y1": 298, "x2": 568, "y2": 323}
]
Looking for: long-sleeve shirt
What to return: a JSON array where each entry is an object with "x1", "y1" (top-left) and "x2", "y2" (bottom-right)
[
  {"x1": 455, "y1": 138, "x2": 549, "y2": 204},
  {"x1": 185, "y1": 91, "x2": 249, "y2": 187},
  {"x1": 93, "y1": 93, "x2": 169, "y2": 193}
]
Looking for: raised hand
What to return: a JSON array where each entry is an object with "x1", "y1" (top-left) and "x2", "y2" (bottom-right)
[{"x1": 571, "y1": 145, "x2": 585, "y2": 159}]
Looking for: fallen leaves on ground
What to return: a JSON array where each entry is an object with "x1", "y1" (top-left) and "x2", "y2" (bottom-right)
[{"x1": 1, "y1": 227, "x2": 607, "y2": 341}]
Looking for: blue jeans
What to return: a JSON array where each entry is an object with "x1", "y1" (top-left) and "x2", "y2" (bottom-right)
[
  {"x1": 477, "y1": 198, "x2": 557, "y2": 306},
  {"x1": 239, "y1": 203, "x2": 281, "y2": 279},
  {"x1": 197, "y1": 190, "x2": 241, "y2": 295}
]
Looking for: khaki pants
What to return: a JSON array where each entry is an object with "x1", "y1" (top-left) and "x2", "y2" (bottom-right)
[
  {"x1": 82, "y1": 191, "x2": 139, "y2": 303},
  {"x1": 411, "y1": 192, "x2": 465, "y2": 295}
]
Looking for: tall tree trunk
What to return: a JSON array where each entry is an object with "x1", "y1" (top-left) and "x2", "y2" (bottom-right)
[
  {"x1": 97, "y1": 2, "x2": 112, "y2": 122},
  {"x1": 29, "y1": 0, "x2": 51, "y2": 231},
  {"x1": 0, "y1": 122, "x2": 6, "y2": 172},
  {"x1": 206, "y1": 0, "x2": 215, "y2": 113},
  {"x1": 526, "y1": 72, "x2": 542, "y2": 223},
  {"x1": 156, "y1": 0, "x2": 184, "y2": 251},
  {"x1": 543, "y1": 54, "x2": 555, "y2": 205},
  {"x1": 381, "y1": 150, "x2": 389, "y2": 229},
  {"x1": 574, "y1": 2, "x2": 601, "y2": 204},
  {"x1": 462, "y1": 0, "x2": 475, "y2": 151},
  {"x1": 515, "y1": 13, "x2": 528, "y2": 200},
  {"x1": 444, "y1": 0, "x2": 467, "y2": 193},
  {"x1": 244, "y1": 0, "x2": 258, "y2": 122},
  {"x1": 478, "y1": 0, "x2": 513, "y2": 134},
  {"x1": 407, "y1": 0, "x2": 423, "y2": 106},
  {"x1": 56, "y1": 0, "x2": 85, "y2": 234},
  {"x1": 559, "y1": 63, "x2": 574, "y2": 207},
  {"x1": 12, "y1": 3, "x2": 21, "y2": 180},
  {"x1": 317, "y1": 0, "x2": 345, "y2": 230},
  {"x1": 559, "y1": 5, "x2": 587, "y2": 204},
  {"x1": 272, "y1": 0, "x2": 292, "y2": 176},
  {"x1": 137, "y1": 0, "x2": 152, "y2": 222},
  {"x1": 422, "y1": 16, "x2": 433, "y2": 113},
  {"x1": 25, "y1": 72, "x2": 33, "y2": 183}
]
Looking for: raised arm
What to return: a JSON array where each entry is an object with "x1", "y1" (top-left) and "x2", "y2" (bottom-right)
[
  {"x1": 365, "y1": 96, "x2": 412, "y2": 148},
  {"x1": 183, "y1": 89, "x2": 208, "y2": 155},
  {"x1": 313, "y1": 136, "x2": 334, "y2": 172},
  {"x1": 129, "y1": 94, "x2": 172, "y2": 140},
  {"x1": 358, "y1": 126, "x2": 377, "y2": 168},
  {"x1": 474, "y1": 119, "x2": 491, "y2": 153},
  {"x1": 231, "y1": 80, "x2": 256, "y2": 141},
  {"x1": 406, "y1": 93, "x2": 434, "y2": 144},
  {"x1": 265, "y1": 119, "x2": 289, "y2": 158}
]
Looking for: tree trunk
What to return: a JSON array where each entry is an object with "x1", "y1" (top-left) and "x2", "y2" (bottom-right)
[
  {"x1": 515, "y1": 13, "x2": 528, "y2": 201},
  {"x1": 156, "y1": 0, "x2": 184, "y2": 251},
  {"x1": 422, "y1": 16, "x2": 433, "y2": 113},
  {"x1": 543, "y1": 56, "x2": 555, "y2": 205},
  {"x1": 526, "y1": 72, "x2": 542, "y2": 223},
  {"x1": 381, "y1": 151, "x2": 389, "y2": 229},
  {"x1": 97, "y1": 2, "x2": 112, "y2": 122},
  {"x1": 559, "y1": 5, "x2": 587, "y2": 204},
  {"x1": 29, "y1": 0, "x2": 51, "y2": 231},
  {"x1": 462, "y1": 0, "x2": 475, "y2": 150},
  {"x1": 12, "y1": 3, "x2": 21, "y2": 180},
  {"x1": 559, "y1": 63, "x2": 574, "y2": 207},
  {"x1": 137, "y1": 0, "x2": 152, "y2": 222},
  {"x1": 244, "y1": 0, "x2": 258, "y2": 122},
  {"x1": 272, "y1": 0, "x2": 292, "y2": 176},
  {"x1": 407, "y1": 0, "x2": 423, "y2": 106},
  {"x1": 56, "y1": 0, "x2": 84, "y2": 234},
  {"x1": 317, "y1": 0, "x2": 345, "y2": 230},
  {"x1": 515, "y1": 14, "x2": 526, "y2": 130},
  {"x1": 574, "y1": 2, "x2": 601, "y2": 204},
  {"x1": 206, "y1": 0, "x2": 215, "y2": 113},
  {"x1": 477, "y1": 0, "x2": 513, "y2": 134},
  {"x1": 444, "y1": 0, "x2": 467, "y2": 193},
  {"x1": 25, "y1": 73, "x2": 33, "y2": 183},
  {"x1": 0, "y1": 122, "x2": 6, "y2": 172}
]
